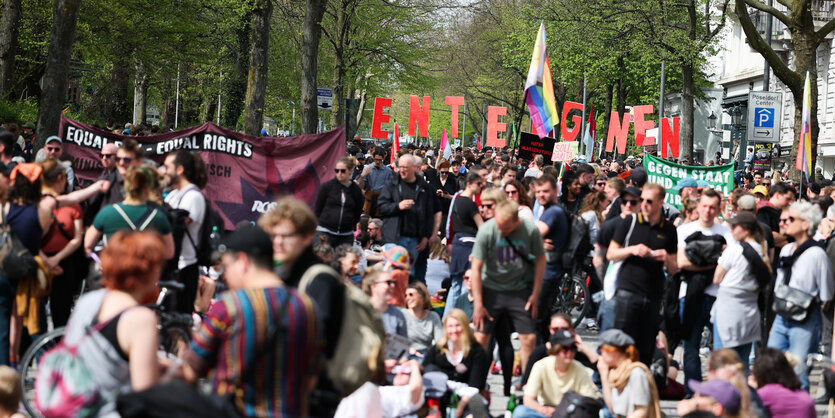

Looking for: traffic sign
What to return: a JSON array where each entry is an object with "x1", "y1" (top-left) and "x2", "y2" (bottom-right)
[
  {"x1": 747, "y1": 91, "x2": 783, "y2": 143},
  {"x1": 317, "y1": 87, "x2": 333, "y2": 110}
]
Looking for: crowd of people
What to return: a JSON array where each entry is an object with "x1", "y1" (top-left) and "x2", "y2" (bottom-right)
[{"x1": 1, "y1": 119, "x2": 835, "y2": 418}]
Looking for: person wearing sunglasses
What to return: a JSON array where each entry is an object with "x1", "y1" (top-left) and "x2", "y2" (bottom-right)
[
  {"x1": 606, "y1": 183, "x2": 678, "y2": 367},
  {"x1": 515, "y1": 329, "x2": 601, "y2": 418},
  {"x1": 314, "y1": 156, "x2": 364, "y2": 248},
  {"x1": 521, "y1": 312, "x2": 598, "y2": 389},
  {"x1": 362, "y1": 267, "x2": 408, "y2": 339}
]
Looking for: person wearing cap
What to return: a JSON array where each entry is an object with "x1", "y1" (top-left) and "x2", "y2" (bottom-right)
[
  {"x1": 382, "y1": 245, "x2": 412, "y2": 307},
  {"x1": 676, "y1": 379, "x2": 742, "y2": 417},
  {"x1": 712, "y1": 212, "x2": 770, "y2": 372},
  {"x1": 672, "y1": 178, "x2": 700, "y2": 206},
  {"x1": 182, "y1": 224, "x2": 320, "y2": 417},
  {"x1": 597, "y1": 329, "x2": 661, "y2": 418},
  {"x1": 38, "y1": 136, "x2": 75, "y2": 192},
  {"x1": 676, "y1": 188, "x2": 732, "y2": 393},
  {"x1": 751, "y1": 185, "x2": 769, "y2": 201},
  {"x1": 757, "y1": 182, "x2": 796, "y2": 250},
  {"x1": 606, "y1": 183, "x2": 677, "y2": 367},
  {"x1": 735, "y1": 194, "x2": 775, "y2": 262},
  {"x1": 595, "y1": 186, "x2": 642, "y2": 332},
  {"x1": 514, "y1": 329, "x2": 600, "y2": 418},
  {"x1": 351, "y1": 152, "x2": 365, "y2": 182},
  {"x1": 314, "y1": 156, "x2": 364, "y2": 248}
]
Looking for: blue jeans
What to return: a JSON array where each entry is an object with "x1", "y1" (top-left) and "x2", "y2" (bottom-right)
[
  {"x1": 445, "y1": 235, "x2": 475, "y2": 318},
  {"x1": 767, "y1": 310, "x2": 822, "y2": 391},
  {"x1": 513, "y1": 405, "x2": 546, "y2": 418},
  {"x1": 598, "y1": 297, "x2": 617, "y2": 332},
  {"x1": 713, "y1": 322, "x2": 753, "y2": 374},
  {"x1": 680, "y1": 295, "x2": 715, "y2": 394},
  {"x1": 443, "y1": 276, "x2": 464, "y2": 318}
]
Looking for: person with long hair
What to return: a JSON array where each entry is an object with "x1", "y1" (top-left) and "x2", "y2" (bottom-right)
[
  {"x1": 579, "y1": 190, "x2": 610, "y2": 246},
  {"x1": 558, "y1": 171, "x2": 583, "y2": 215},
  {"x1": 597, "y1": 329, "x2": 661, "y2": 418},
  {"x1": 750, "y1": 348, "x2": 815, "y2": 418},
  {"x1": 315, "y1": 156, "x2": 364, "y2": 248},
  {"x1": 504, "y1": 180, "x2": 534, "y2": 220},
  {"x1": 62, "y1": 231, "x2": 166, "y2": 416},
  {"x1": 444, "y1": 172, "x2": 484, "y2": 317},
  {"x1": 85, "y1": 166, "x2": 174, "y2": 260},
  {"x1": 705, "y1": 349, "x2": 767, "y2": 418},
  {"x1": 400, "y1": 282, "x2": 442, "y2": 354},
  {"x1": 713, "y1": 212, "x2": 770, "y2": 372}
]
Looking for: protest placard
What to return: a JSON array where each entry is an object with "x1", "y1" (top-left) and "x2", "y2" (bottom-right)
[
  {"x1": 643, "y1": 154, "x2": 734, "y2": 209},
  {"x1": 518, "y1": 132, "x2": 556, "y2": 164},
  {"x1": 552, "y1": 142, "x2": 579, "y2": 162}
]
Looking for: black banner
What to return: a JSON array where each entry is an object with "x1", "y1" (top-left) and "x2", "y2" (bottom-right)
[{"x1": 517, "y1": 132, "x2": 556, "y2": 165}]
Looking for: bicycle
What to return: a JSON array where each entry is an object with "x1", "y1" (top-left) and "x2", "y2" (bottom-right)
[{"x1": 20, "y1": 280, "x2": 193, "y2": 417}]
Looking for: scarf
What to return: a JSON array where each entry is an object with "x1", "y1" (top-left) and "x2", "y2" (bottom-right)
[{"x1": 608, "y1": 359, "x2": 662, "y2": 418}]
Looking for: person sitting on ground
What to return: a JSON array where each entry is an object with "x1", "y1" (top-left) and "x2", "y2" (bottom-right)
[
  {"x1": 452, "y1": 269, "x2": 475, "y2": 320},
  {"x1": 312, "y1": 235, "x2": 333, "y2": 262},
  {"x1": 400, "y1": 282, "x2": 443, "y2": 356},
  {"x1": 331, "y1": 244, "x2": 361, "y2": 285},
  {"x1": 749, "y1": 347, "x2": 815, "y2": 418},
  {"x1": 706, "y1": 348, "x2": 768, "y2": 418},
  {"x1": 333, "y1": 358, "x2": 425, "y2": 418},
  {"x1": 0, "y1": 366, "x2": 22, "y2": 418},
  {"x1": 676, "y1": 379, "x2": 742, "y2": 418},
  {"x1": 363, "y1": 267, "x2": 407, "y2": 339},
  {"x1": 597, "y1": 329, "x2": 662, "y2": 418},
  {"x1": 383, "y1": 246, "x2": 411, "y2": 307},
  {"x1": 425, "y1": 239, "x2": 449, "y2": 297},
  {"x1": 514, "y1": 329, "x2": 601, "y2": 418},
  {"x1": 522, "y1": 312, "x2": 598, "y2": 387}
]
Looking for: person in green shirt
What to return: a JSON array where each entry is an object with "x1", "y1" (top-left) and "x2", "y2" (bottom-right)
[
  {"x1": 470, "y1": 199, "x2": 545, "y2": 378},
  {"x1": 85, "y1": 166, "x2": 174, "y2": 260}
]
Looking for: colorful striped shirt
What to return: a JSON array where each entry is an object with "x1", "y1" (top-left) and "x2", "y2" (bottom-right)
[{"x1": 185, "y1": 286, "x2": 321, "y2": 417}]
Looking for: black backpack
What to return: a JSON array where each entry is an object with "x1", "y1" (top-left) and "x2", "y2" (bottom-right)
[
  {"x1": 559, "y1": 210, "x2": 593, "y2": 271},
  {"x1": 167, "y1": 190, "x2": 225, "y2": 268}
]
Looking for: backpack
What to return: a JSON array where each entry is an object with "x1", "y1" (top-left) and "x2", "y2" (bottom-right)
[
  {"x1": 298, "y1": 264, "x2": 385, "y2": 396},
  {"x1": 168, "y1": 188, "x2": 225, "y2": 267},
  {"x1": 0, "y1": 205, "x2": 37, "y2": 283},
  {"x1": 34, "y1": 310, "x2": 128, "y2": 417},
  {"x1": 559, "y1": 211, "x2": 593, "y2": 271}
]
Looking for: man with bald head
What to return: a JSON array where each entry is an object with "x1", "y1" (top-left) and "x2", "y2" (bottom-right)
[
  {"x1": 84, "y1": 142, "x2": 122, "y2": 225},
  {"x1": 378, "y1": 154, "x2": 440, "y2": 280}
]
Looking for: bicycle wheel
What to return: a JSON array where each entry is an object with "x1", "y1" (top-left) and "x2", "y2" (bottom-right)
[
  {"x1": 20, "y1": 327, "x2": 65, "y2": 418},
  {"x1": 551, "y1": 274, "x2": 590, "y2": 329}
]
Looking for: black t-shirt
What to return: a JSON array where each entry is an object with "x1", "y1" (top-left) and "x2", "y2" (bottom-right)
[
  {"x1": 400, "y1": 180, "x2": 420, "y2": 237},
  {"x1": 451, "y1": 196, "x2": 479, "y2": 236},
  {"x1": 759, "y1": 220, "x2": 775, "y2": 252},
  {"x1": 757, "y1": 205, "x2": 781, "y2": 235},
  {"x1": 605, "y1": 197, "x2": 622, "y2": 221},
  {"x1": 612, "y1": 213, "x2": 677, "y2": 299},
  {"x1": 598, "y1": 216, "x2": 626, "y2": 249}
]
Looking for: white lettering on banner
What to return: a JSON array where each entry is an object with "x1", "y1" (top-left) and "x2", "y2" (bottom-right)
[
  {"x1": 251, "y1": 200, "x2": 277, "y2": 213},
  {"x1": 65, "y1": 126, "x2": 119, "y2": 149},
  {"x1": 65, "y1": 125, "x2": 254, "y2": 158}
]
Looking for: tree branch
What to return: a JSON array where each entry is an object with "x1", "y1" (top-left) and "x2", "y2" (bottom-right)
[
  {"x1": 741, "y1": 0, "x2": 793, "y2": 29},
  {"x1": 736, "y1": 0, "x2": 802, "y2": 88},
  {"x1": 816, "y1": 18, "x2": 835, "y2": 46}
]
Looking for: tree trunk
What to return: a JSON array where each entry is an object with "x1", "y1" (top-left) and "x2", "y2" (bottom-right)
[
  {"x1": 223, "y1": 12, "x2": 251, "y2": 128},
  {"x1": 330, "y1": 2, "x2": 347, "y2": 128},
  {"x1": 242, "y1": 0, "x2": 272, "y2": 136},
  {"x1": 680, "y1": 60, "x2": 695, "y2": 163},
  {"x1": 788, "y1": 28, "x2": 819, "y2": 181},
  {"x1": 301, "y1": 0, "x2": 328, "y2": 134},
  {"x1": 104, "y1": 54, "x2": 131, "y2": 124},
  {"x1": 0, "y1": 0, "x2": 22, "y2": 100},
  {"x1": 160, "y1": 77, "x2": 172, "y2": 128},
  {"x1": 133, "y1": 56, "x2": 147, "y2": 125},
  {"x1": 34, "y1": 0, "x2": 82, "y2": 149}
]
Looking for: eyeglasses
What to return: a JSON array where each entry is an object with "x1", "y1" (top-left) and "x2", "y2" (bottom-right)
[
  {"x1": 560, "y1": 345, "x2": 578, "y2": 353},
  {"x1": 116, "y1": 157, "x2": 132, "y2": 163},
  {"x1": 334, "y1": 168, "x2": 348, "y2": 173},
  {"x1": 100, "y1": 153, "x2": 114, "y2": 158},
  {"x1": 641, "y1": 198, "x2": 654, "y2": 205},
  {"x1": 480, "y1": 203, "x2": 495, "y2": 209},
  {"x1": 623, "y1": 199, "x2": 639, "y2": 206},
  {"x1": 506, "y1": 189, "x2": 518, "y2": 196},
  {"x1": 405, "y1": 291, "x2": 417, "y2": 297},
  {"x1": 779, "y1": 216, "x2": 796, "y2": 224},
  {"x1": 596, "y1": 182, "x2": 607, "y2": 187},
  {"x1": 548, "y1": 326, "x2": 569, "y2": 333},
  {"x1": 373, "y1": 158, "x2": 383, "y2": 162},
  {"x1": 375, "y1": 280, "x2": 397, "y2": 287},
  {"x1": 46, "y1": 147, "x2": 61, "y2": 152},
  {"x1": 763, "y1": 182, "x2": 771, "y2": 186}
]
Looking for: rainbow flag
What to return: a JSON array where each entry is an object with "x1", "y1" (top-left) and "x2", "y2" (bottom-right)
[
  {"x1": 525, "y1": 22, "x2": 559, "y2": 139},
  {"x1": 796, "y1": 72, "x2": 812, "y2": 180}
]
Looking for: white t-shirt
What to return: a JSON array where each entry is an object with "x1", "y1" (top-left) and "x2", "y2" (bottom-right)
[
  {"x1": 164, "y1": 185, "x2": 206, "y2": 269},
  {"x1": 379, "y1": 384, "x2": 424, "y2": 418},
  {"x1": 717, "y1": 240, "x2": 765, "y2": 291},
  {"x1": 334, "y1": 382, "x2": 383, "y2": 418},
  {"x1": 677, "y1": 221, "x2": 732, "y2": 297},
  {"x1": 775, "y1": 243, "x2": 835, "y2": 302}
]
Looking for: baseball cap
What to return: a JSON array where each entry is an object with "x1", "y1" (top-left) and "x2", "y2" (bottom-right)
[
  {"x1": 355, "y1": 152, "x2": 365, "y2": 160},
  {"x1": 736, "y1": 194, "x2": 757, "y2": 211},
  {"x1": 620, "y1": 186, "x2": 641, "y2": 199},
  {"x1": 809, "y1": 182, "x2": 821, "y2": 194},
  {"x1": 426, "y1": 150, "x2": 435, "y2": 158},
  {"x1": 45, "y1": 136, "x2": 62, "y2": 145},
  {"x1": 216, "y1": 224, "x2": 272, "y2": 265},
  {"x1": 696, "y1": 180, "x2": 710, "y2": 189},
  {"x1": 687, "y1": 379, "x2": 741, "y2": 415},
  {"x1": 549, "y1": 329, "x2": 576, "y2": 347},
  {"x1": 383, "y1": 245, "x2": 411, "y2": 271},
  {"x1": 599, "y1": 329, "x2": 635, "y2": 347},
  {"x1": 727, "y1": 211, "x2": 760, "y2": 232},
  {"x1": 673, "y1": 177, "x2": 698, "y2": 191},
  {"x1": 752, "y1": 185, "x2": 769, "y2": 196}
]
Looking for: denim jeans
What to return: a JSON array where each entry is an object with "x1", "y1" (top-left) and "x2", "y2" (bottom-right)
[
  {"x1": 445, "y1": 235, "x2": 475, "y2": 318},
  {"x1": 443, "y1": 276, "x2": 464, "y2": 318},
  {"x1": 767, "y1": 309, "x2": 822, "y2": 391},
  {"x1": 598, "y1": 297, "x2": 617, "y2": 332},
  {"x1": 713, "y1": 322, "x2": 753, "y2": 374},
  {"x1": 513, "y1": 405, "x2": 546, "y2": 418},
  {"x1": 679, "y1": 295, "x2": 715, "y2": 394}
]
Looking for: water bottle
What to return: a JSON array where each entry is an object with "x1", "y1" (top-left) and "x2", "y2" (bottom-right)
[
  {"x1": 209, "y1": 226, "x2": 221, "y2": 250},
  {"x1": 446, "y1": 392, "x2": 459, "y2": 418},
  {"x1": 503, "y1": 393, "x2": 516, "y2": 418}
]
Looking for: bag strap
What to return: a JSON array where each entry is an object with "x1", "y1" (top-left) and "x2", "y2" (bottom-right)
[
  {"x1": 624, "y1": 213, "x2": 638, "y2": 248},
  {"x1": 505, "y1": 237, "x2": 533, "y2": 265},
  {"x1": 113, "y1": 204, "x2": 156, "y2": 232},
  {"x1": 738, "y1": 241, "x2": 771, "y2": 289},
  {"x1": 298, "y1": 264, "x2": 341, "y2": 293},
  {"x1": 779, "y1": 239, "x2": 822, "y2": 287}
]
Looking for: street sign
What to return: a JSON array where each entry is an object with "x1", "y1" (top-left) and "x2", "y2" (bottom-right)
[
  {"x1": 747, "y1": 91, "x2": 783, "y2": 143},
  {"x1": 317, "y1": 87, "x2": 333, "y2": 110}
]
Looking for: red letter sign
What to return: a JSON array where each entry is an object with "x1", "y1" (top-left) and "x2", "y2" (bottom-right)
[
  {"x1": 408, "y1": 95, "x2": 430, "y2": 137},
  {"x1": 605, "y1": 112, "x2": 631, "y2": 154},
  {"x1": 486, "y1": 106, "x2": 507, "y2": 148},
  {"x1": 661, "y1": 117, "x2": 680, "y2": 159},
  {"x1": 445, "y1": 96, "x2": 465, "y2": 138},
  {"x1": 560, "y1": 101, "x2": 584, "y2": 141},
  {"x1": 632, "y1": 105, "x2": 655, "y2": 146},
  {"x1": 371, "y1": 97, "x2": 393, "y2": 139}
]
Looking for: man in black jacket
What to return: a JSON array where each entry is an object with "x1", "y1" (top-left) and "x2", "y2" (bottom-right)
[{"x1": 378, "y1": 154, "x2": 441, "y2": 281}]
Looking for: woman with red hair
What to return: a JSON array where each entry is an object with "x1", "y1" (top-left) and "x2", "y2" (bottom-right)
[{"x1": 61, "y1": 230, "x2": 166, "y2": 416}]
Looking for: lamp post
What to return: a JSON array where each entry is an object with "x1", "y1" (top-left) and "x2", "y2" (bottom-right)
[
  {"x1": 707, "y1": 112, "x2": 718, "y2": 131},
  {"x1": 728, "y1": 105, "x2": 745, "y2": 170}
]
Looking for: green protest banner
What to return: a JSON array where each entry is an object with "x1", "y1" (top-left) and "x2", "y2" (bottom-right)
[{"x1": 643, "y1": 154, "x2": 734, "y2": 209}]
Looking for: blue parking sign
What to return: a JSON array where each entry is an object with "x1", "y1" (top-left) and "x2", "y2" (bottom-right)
[{"x1": 754, "y1": 107, "x2": 774, "y2": 128}]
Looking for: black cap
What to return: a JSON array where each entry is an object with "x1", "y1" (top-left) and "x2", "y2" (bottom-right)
[
  {"x1": 810, "y1": 183, "x2": 821, "y2": 194},
  {"x1": 217, "y1": 224, "x2": 273, "y2": 265},
  {"x1": 549, "y1": 329, "x2": 576, "y2": 347},
  {"x1": 621, "y1": 186, "x2": 641, "y2": 199},
  {"x1": 0, "y1": 162, "x2": 13, "y2": 177},
  {"x1": 627, "y1": 168, "x2": 647, "y2": 187}
]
